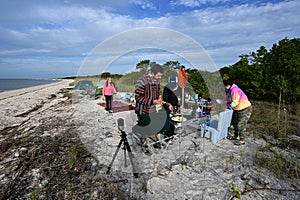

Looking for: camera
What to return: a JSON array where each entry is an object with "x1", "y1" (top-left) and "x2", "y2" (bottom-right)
[{"x1": 117, "y1": 118, "x2": 125, "y2": 132}]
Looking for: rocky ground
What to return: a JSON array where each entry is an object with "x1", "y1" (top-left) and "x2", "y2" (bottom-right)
[{"x1": 0, "y1": 80, "x2": 299, "y2": 199}]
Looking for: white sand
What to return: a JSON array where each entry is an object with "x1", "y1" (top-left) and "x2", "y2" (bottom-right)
[{"x1": 0, "y1": 79, "x2": 74, "y2": 130}]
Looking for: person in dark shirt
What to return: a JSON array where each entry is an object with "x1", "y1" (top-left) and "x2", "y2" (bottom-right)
[{"x1": 163, "y1": 76, "x2": 181, "y2": 138}]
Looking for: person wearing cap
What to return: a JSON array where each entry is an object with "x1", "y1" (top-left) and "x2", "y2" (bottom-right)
[
  {"x1": 162, "y1": 76, "x2": 182, "y2": 139},
  {"x1": 223, "y1": 79, "x2": 252, "y2": 145}
]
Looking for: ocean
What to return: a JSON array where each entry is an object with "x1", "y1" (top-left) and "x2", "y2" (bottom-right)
[{"x1": 0, "y1": 79, "x2": 61, "y2": 92}]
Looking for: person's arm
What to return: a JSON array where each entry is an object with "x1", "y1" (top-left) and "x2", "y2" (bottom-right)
[
  {"x1": 112, "y1": 85, "x2": 117, "y2": 94},
  {"x1": 162, "y1": 87, "x2": 168, "y2": 102},
  {"x1": 229, "y1": 90, "x2": 240, "y2": 109},
  {"x1": 135, "y1": 78, "x2": 146, "y2": 105},
  {"x1": 165, "y1": 102, "x2": 174, "y2": 111},
  {"x1": 102, "y1": 85, "x2": 106, "y2": 98},
  {"x1": 162, "y1": 87, "x2": 174, "y2": 111},
  {"x1": 153, "y1": 99, "x2": 163, "y2": 105},
  {"x1": 153, "y1": 84, "x2": 162, "y2": 105}
]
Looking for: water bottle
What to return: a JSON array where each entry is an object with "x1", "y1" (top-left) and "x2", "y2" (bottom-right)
[
  {"x1": 196, "y1": 107, "x2": 201, "y2": 119},
  {"x1": 206, "y1": 118, "x2": 210, "y2": 126}
]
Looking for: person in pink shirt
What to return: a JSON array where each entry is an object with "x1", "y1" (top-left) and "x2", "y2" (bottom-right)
[
  {"x1": 224, "y1": 79, "x2": 252, "y2": 145},
  {"x1": 102, "y1": 77, "x2": 117, "y2": 113}
]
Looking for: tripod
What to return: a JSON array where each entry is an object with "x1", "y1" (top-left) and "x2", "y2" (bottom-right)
[{"x1": 106, "y1": 130, "x2": 139, "y2": 178}]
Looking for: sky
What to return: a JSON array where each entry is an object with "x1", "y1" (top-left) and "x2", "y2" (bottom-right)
[{"x1": 0, "y1": 0, "x2": 299, "y2": 78}]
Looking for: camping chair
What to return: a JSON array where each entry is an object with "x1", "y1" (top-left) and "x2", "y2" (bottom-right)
[
  {"x1": 131, "y1": 111, "x2": 174, "y2": 151},
  {"x1": 200, "y1": 110, "x2": 233, "y2": 144}
]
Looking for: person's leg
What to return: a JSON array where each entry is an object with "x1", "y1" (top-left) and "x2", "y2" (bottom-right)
[
  {"x1": 163, "y1": 110, "x2": 172, "y2": 137},
  {"x1": 105, "y1": 95, "x2": 109, "y2": 110},
  {"x1": 164, "y1": 118, "x2": 175, "y2": 138},
  {"x1": 107, "y1": 95, "x2": 112, "y2": 110},
  {"x1": 138, "y1": 113, "x2": 150, "y2": 126},
  {"x1": 110, "y1": 95, "x2": 113, "y2": 110},
  {"x1": 169, "y1": 124, "x2": 175, "y2": 137},
  {"x1": 137, "y1": 114, "x2": 150, "y2": 145},
  {"x1": 232, "y1": 110, "x2": 239, "y2": 138},
  {"x1": 237, "y1": 108, "x2": 252, "y2": 141}
]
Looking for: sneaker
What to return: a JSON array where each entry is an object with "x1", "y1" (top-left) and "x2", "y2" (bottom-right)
[
  {"x1": 153, "y1": 143, "x2": 162, "y2": 149},
  {"x1": 227, "y1": 135, "x2": 239, "y2": 140},
  {"x1": 142, "y1": 147, "x2": 152, "y2": 155},
  {"x1": 167, "y1": 139, "x2": 173, "y2": 145},
  {"x1": 234, "y1": 140, "x2": 245, "y2": 145},
  {"x1": 109, "y1": 110, "x2": 113, "y2": 113}
]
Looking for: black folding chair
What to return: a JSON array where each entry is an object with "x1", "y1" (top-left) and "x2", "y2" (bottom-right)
[{"x1": 131, "y1": 110, "x2": 174, "y2": 151}]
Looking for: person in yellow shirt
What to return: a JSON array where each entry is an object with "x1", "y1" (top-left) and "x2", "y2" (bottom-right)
[{"x1": 224, "y1": 79, "x2": 252, "y2": 145}]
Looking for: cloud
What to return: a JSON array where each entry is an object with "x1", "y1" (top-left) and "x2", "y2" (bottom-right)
[
  {"x1": 0, "y1": 0, "x2": 299, "y2": 78},
  {"x1": 170, "y1": 0, "x2": 230, "y2": 7},
  {"x1": 130, "y1": 0, "x2": 156, "y2": 10},
  {"x1": 165, "y1": 1, "x2": 300, "y2": 64}
]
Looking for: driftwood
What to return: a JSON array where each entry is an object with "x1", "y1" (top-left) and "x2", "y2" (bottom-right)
[{"x1": 15, "y1": 104, "x2": 44, "y2": 117}]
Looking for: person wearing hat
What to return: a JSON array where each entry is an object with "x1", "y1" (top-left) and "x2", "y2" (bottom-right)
[{"x1": 162, "y1": 76, "x2": 182, "y2": 139}]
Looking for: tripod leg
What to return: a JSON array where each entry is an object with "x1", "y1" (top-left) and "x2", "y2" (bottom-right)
[
  {"x1": 124, "y1": 139, "x2": 139, "y2": 178},
  {"x1": 106, "y1": 139, "x2": 123, "y2": 174},
  {"x1": 123, "y1": 142, "x2": 128, "y2": 167}
]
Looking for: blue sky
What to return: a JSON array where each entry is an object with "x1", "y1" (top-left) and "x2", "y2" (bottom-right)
[{"x1": 0, "y1": 0, "x2": 299, "y2": 78}]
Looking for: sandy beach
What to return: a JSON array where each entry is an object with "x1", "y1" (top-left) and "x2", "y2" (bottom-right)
[
  {"x1": 1, "y1": 81, "x2": 299, "y2": 199},
  {"x1": 0, "y1": 79, "x2": 74, "y2": 130}
]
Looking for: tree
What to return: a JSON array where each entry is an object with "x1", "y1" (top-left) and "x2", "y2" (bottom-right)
[
  {"x1": 164, "y1": 61, "x2": 181, "y2": 70},
  {"x1": 247, "y1": 46, "x2": 269, "y2": 100},
  {"x1": 220, "y1": 37, "x2": 300, "y2": 104},
  {"x1": 266, "y1": 38, "x2": 300, "y2": 104},
  {"x1": 186, "y1": 69, "x2": 209, "y2": 98},
  {"x1": 101, "y1": 72, "x2": 111, "y2": 79},
  {"x1": 136, "y1": 60, "x2": 157, "y2": 71}
]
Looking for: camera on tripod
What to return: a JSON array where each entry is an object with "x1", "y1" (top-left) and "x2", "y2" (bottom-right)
[{"x1": 107, "y1": 118, "x2": 139, "y2": 178}]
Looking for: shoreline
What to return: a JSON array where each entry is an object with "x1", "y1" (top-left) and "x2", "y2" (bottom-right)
[
  {"x1": 0, "y1": 79, "x2": 74, "y2": 131},
  {"x1": 0, "y1": 79, "x2": 74, "y2": 100}
]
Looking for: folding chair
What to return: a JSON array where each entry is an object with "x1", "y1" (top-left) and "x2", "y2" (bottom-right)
[
  {"x1": 131, "y1": 111, "x2": 174, "y2": 151},
  {"x1": 200, "y1": 110, "x2": 233, "y2": 144}
]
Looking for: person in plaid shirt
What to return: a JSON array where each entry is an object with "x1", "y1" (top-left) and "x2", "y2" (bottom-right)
[{"x1": 134, "y1": 64, "x2": 164, "y2": 150}]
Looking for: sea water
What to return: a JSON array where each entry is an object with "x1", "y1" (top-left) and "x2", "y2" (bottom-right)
[{"x1": 0, "y1": 79, "x2": 60, "y2": 92}]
